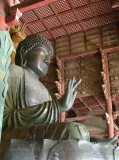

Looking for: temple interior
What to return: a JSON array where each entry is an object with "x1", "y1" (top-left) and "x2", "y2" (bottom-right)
[
  {"x1": 9, "y1": 0, "x2": 119, "y2": 140},
  {"x1": 1, "y1": 0, "x2": 119, "y2": 148}
]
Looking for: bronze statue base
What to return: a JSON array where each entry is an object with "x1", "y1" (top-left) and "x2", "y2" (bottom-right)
[{"x1": 1, "y1": 139, "x2": 119, "y2": 160}]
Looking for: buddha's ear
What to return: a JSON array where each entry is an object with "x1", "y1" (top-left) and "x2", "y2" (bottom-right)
[{"x1": 19, "y1": 45, "x2": 27, "y2": 67}]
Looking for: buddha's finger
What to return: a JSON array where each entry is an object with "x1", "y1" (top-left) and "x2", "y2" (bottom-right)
[
  {"x1": 71, "y1": 77, "x2": 76, "y2": 87},
  {"x1": 68, "y1": 77, "x2": 75, "y2": 88},
  {"x1": 72, "y1": 90, "x2": 77, "y2": 101},
  {"x1": 73, "y1": 79, "x2": 82, "y2": 89},
  {"x1": 67, "y1": 78, "x2": 72, "y2": 88}
]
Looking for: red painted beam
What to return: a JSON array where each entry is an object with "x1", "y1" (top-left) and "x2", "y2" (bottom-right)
[
  {"x1": 10, "y1": 0, "x2": 58, "y2": 13},
  {"x1": 0, "y1": 0, "x2": 15, "y2": 30},
  {"x1": 0, "y1": 0, "x2": 58, "y2": 30}
]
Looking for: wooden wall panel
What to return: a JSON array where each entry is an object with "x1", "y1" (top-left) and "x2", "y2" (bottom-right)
[
  {"x1": 54, "y1": 24, "x2": 119, "y2": 58},
  {"x1": 64, "y1": 54, "x2": 103, "y2": 97}
]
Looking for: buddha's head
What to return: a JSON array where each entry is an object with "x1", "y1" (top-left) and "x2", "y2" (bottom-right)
[{"x1": 15, "y1": 34, "x2": 53, "y2": 78}]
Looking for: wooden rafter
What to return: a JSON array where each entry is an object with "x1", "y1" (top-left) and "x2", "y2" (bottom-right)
[
  {"x1": 93, "y1": 95, "x2": 105, "y2": 110},
  {"x1": 65, "y1": 112, "x2": 105, "y2": 122},
  {"x1": 11, "y1": 0, "x2": 58, "y2": 13},
  {"x1": 90, "y1": 131, "x2": 106, "y2": 137},
  {"x1": 78, "y1": 97, "x2": 92, "y2": 112}
]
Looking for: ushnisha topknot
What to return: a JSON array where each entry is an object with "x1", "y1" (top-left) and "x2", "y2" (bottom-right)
[{"x1": 15, "y1": 34, "x2": 53, "y2": 66}]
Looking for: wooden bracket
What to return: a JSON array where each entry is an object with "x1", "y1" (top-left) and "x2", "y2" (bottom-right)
[{"x1": 0, "y1": 0, "x2": 58, "y2": 30}]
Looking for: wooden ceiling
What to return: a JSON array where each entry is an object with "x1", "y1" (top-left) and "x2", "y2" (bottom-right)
[{"x1": 19, "y1": 0, "x2": 119, "y2": 40}]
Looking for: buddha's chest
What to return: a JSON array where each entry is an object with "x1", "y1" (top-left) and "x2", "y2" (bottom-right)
[{"x1": 25, "y1": 72, "x2": 51, "y2": 106}]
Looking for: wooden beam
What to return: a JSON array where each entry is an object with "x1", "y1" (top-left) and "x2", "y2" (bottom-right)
[
  {"x1": 71, "y1": 107, "x2": 79, "y2": 117},
  {"x1": 93, "y1": 95, "x2": 105, "y2": 110},
  {"x1": 60, "y1": 50, "x2": 98, "y2": 62},
  {"x1": 75, "y1": 104, "x2": 103, "y2": 109},
  {"x1": 10, "y1": 0, "x2": 58, "y2": 13},
  {"x1": 81, "y1": 110, "x2": 105, "y2": 115},
  {"x1": 58, "y1": 45, "x2": 119, "y2": 62},
  {"x1": 65, "y1": 113, "x2": 105, "y2": 122},
  {"x1": 78, "y1": 97, "x2": 92, "y2": 112},
  {"x1": 112, "y1": 2, "x2": 119, "y2": 8},
  {"x1": 90, "y1": 131, "x2": 106, "y2": 137}
]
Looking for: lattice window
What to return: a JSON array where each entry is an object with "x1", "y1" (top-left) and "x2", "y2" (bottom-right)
[
  {"x1": 82, "y1": 18, "x2": 98, "y2": 30},
  {"x1": 21, "y1": 11, "x2": 38, "y2": 23},
  {"x1": 53, "y1": 0, "x2": 71, "y2": 13},
  {"x1": 66, "y1": 24, "x2": 82, "y2": 34},
  {"x1": 91, "y1": 0, "x2": 104, "y2": 3},
  {"x1": 76, "y1": 7, "x2": 94, "y2": 20},
  {"x1": 51, "y1": 28, "x2": 67, "y2": 38},
  {"x1": 40, "y1": 31, "x2": 53, "y2": 39},
  {"x1": 35, "y1": 5, "x2": 54, "y2": 18},
  {"x1": 93, "y1": 2, "x2": 112, "y2": 15},
  {"x1": 70, "y1": 0, "x2": 89, "y2": 8},
  {"x1": 60, "y1": 12, "x2": 77, "y2": 24},
  {"x1": 44, "y1": 17, "x2": 61, "y2": 28},
  {"x1": 98, "y1": 15, "x2": 116, "y2": 26},
  {"x1": 28, "y1": 22, "x2": 46, "y2": 33}
]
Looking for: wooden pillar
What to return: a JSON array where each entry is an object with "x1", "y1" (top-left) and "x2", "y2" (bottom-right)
[
  {"x1": 60, "y1": 112, "x2": 66, "y2": 122},
  {"x1": 60, "y1": 61, "x2": 66, "y2": 122},
  {"x1": 101, "y1": 50, "x2": 114, "y2": 138},
  {"x1": 106, "y1": 98, "x2": 114, "y2": 137}
]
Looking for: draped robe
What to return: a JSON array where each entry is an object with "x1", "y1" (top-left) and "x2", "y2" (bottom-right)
[{"x1": 2, "y1": 64, "x2": 89, "y2": 142}]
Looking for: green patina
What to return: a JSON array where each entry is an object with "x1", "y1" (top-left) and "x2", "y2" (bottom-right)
[{"x1": 0, "y1": 31, "x2": 14, "y2": 141}]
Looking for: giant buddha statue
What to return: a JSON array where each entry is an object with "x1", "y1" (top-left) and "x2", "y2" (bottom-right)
[
  {"x1": 1, "y1": 34, "x2": 119, "y2": 160},
  {"x1": 2, "y1": 34, "x2": 89, "y2": 142}
]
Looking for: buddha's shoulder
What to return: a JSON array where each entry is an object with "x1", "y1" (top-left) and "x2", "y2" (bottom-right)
[{"x1": 9, "y1": 64, "x2": 24, "y2": 78}]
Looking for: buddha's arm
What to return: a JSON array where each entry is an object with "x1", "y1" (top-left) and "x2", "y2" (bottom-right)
[
  {"x1": 3, "y1": 72, "x2": 81, "y2": 129},
  {"x1": 3, "y1": 99, "x2": 64, "y2": 129}
]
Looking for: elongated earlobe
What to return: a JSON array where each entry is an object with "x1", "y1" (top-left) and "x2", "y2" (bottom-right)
[
  {"x1": 19, "y1": 45, "x2": 27, "y2": 67},
  {"x1": 22, "y1": 59, "x2": 27, "y2": 67}
]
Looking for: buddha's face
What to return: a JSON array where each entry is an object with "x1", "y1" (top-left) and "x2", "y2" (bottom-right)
[{"x1": 23, "y1": 44, "x2": 53, "y2": 77}]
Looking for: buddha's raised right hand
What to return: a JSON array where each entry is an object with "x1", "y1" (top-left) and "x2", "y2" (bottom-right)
[{"x1": 58, "y1": 77, "x2": 82, "y2": 112}]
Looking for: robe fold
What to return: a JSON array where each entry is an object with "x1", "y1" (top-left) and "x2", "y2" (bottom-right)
[{"x1": 2, "y1": 64, "x2": 89, "y2": 142}]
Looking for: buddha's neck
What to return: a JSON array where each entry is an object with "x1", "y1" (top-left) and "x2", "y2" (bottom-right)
[{"x1": 23, "y1": 66, "x2": 40, "y2": 80}]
